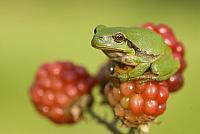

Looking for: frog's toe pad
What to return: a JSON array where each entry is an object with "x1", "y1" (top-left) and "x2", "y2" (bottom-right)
[{"x1": 118, "y1": 74, "x2": 129, "y2": 82}]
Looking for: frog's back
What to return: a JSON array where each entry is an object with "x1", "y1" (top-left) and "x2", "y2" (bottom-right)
[{"x1": 125, "y1": 27, "x2": 167, "y2": 55}]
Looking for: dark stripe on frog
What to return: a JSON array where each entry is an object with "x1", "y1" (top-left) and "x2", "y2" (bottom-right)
[{"x1": 126, "y1": 39, "x2": 159, "y2": 58}]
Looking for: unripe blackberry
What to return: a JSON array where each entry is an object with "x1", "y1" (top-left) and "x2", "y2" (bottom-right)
[
  {"x1": 30, "y1": 61, "x2": 96, "y2": 124},
  {"x1": 105, "y1": 80, "x2": 169, "y2": 127},
  {"x1": 166, "y1": 72, "x2": 184, "y2": 92}
]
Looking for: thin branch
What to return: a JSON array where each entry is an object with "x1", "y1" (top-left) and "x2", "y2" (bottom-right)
[
  {"x1": 111, "y1": 117, "x2": 118, "y2": 126},
  {"x1": 87, "y1": 106, "x2": 121, "y2": 134},
  {"x1": 128, "y1": 127, "x2": 136, "y2": 134}
]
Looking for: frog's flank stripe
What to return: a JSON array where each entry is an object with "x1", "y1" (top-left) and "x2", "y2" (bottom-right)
[
  {"x1": 126, "y1": 39, "x2": 158, "y2": 58},
  {"x1": 126, "y1": 39, "x2": 141, "y2": 52}
]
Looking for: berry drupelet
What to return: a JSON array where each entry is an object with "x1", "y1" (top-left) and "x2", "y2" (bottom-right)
[{"x1": 30, "y1": 61, "x2": 96, "y2": 124}]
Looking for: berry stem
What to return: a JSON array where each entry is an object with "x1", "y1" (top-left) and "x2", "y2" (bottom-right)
[
  {"x1": 87, "y1": 93, "x2": 122, "y2": 134},
  {"x1": 128, "y1": 128, "x2": 136, "y2": 134},
  {"x1": 87, "y1": 106, "x2": 121, "y2": 134},
  {"x1": 128, "y1": 125, "x2": 149, "y2": 134},
  {"x1": 111, "y1": 117, "x2": 119, "y2": 126}
]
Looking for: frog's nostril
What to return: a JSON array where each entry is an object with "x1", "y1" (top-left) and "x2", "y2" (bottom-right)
[
  {"x1": 99, "y1": 36, "x2": 103, "y2": 40},
  {"x1": 98, "y1": 37, "x2": 104, "y2": 42}
]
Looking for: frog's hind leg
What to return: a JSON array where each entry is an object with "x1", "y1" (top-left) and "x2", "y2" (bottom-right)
[{"x1": 151, "y1": 54, "x2": 179, "y2": 81}]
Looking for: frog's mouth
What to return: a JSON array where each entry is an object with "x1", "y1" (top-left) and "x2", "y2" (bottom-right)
[
  {"x1": 93, "y1": 45, "x2": 126, "y2": 52},
  {"x1": 102, "y1": 50, "x2": 126, "y2": 59}
]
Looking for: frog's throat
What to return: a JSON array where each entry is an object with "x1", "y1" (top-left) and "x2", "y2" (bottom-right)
[{"x1": 93, "y1": 45, "x2": 125, "y2": 52}]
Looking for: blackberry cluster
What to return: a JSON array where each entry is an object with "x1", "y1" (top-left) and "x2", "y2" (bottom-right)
[
  {"x1": 105, "y1": 80, "x2": 168, "y2": 127},
  {"x1": 30, "y1": 61, "x2": 95, "y2": 124}
]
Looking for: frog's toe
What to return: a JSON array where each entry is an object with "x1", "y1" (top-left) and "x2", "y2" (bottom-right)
[{"x1": 118, "y1": 74, "x2": 129, "y2": 82}]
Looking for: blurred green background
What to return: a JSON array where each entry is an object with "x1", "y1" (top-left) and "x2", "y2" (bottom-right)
[{"x1": 0, "y1": 0, "x2": 199, "y2": 134}]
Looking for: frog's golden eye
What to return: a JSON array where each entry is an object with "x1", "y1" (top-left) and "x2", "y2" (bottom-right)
[{"x1": 113, "y1": 33, "x2": 125, "y2": 43}]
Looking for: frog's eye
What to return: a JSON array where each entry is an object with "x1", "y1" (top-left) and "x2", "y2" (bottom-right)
[{"x1": 113, "y1": 33, "x2": 125, "y2": 43}]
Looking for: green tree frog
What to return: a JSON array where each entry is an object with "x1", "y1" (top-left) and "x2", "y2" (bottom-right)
[{"x1": 91, "y1": 25, "x2": 180, "y2": 82}]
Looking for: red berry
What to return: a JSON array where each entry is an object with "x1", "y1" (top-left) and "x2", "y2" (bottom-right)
[
  {"x1": 38, "y1": 78, "x2": 51, "y2": 89},
  {"x1": 62, "y1": 71, "x2": 77, "y2": 84},
  {"x1": 129, "y1": 94, "x2": 144, "y2": 116},
  {"x1": 30, "y1": 61, "x2": 95, "y2": 124},
  {"x1": 120, "y1": 82, "x2": 135, "y2": 97},
  {"x1": 143, "y1": 82, "x2": 159, "y2": 100},
  {"x1": 134, "y1": 80, "x2": 147, "y2": 93},
  {"x1": 156, "y1": 85, "x2": 169, "y2": 104},
  {"x1": 31, "y1": 86, "x2": 44, "y2": 103},
  {"x1": 113, "y1": 87, "x2": 123, "y2": 101},
  {"x1": 158, "y1": 81, "x2": 168, "y2": 87},
  {"x1": 42, "y1": 90, "x2": 55, "y2": 106},
  {"x1": 108, "y1": 92, "x2": 118, "y2": 106},
  {"x1": 173, "y1": 42, "x2": 185, "y2": 57},
  {"x1": 143, "y1": 22, "x2": 155, "y2": 30},
  {"x1": 48, "y1": 62, "x2": 63, "y2": 76},
  {"x1": 55, "y1": 92, "x2": 70, "y2": 108},
  {"x1": 166, "y1": 72, "x2": 184, "y2": 92},
  {"x1": 64, "y1": 84, "x2": 79, "y2": 98},
  {"x1": 104, "y1": 82, "x2": 112, "y2": 96},
  {"x1": 49, "y1": 107, "x2": 65, "y2": 123},
  {"x1": 51, "y1": 78, "x2": 63, "y2": 91},
  {"x1": 156, "y1": 103, "x2": 166, "y2": 116},
  {"x1": 144, "y1": 100, "x2": 158, "y2": 116}
]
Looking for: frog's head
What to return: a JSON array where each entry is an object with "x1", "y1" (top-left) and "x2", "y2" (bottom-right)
[{"x1": 91, "y1": 25, "x2": 136, "y2": 59}]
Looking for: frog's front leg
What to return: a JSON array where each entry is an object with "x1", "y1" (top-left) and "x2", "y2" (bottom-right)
[{"x1": 118, "y1": 63, "x2": 150, "y2": 82}]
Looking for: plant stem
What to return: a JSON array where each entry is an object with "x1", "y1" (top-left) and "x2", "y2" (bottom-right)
[
  {"x1": 87, "y1": 106, "x2": 121, "y2": 134},
  {"x1": 128, "y1": 128, "x2": 136, "y2": 134}
]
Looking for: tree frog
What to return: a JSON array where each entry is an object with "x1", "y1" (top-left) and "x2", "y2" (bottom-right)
[{"x1": 91, "y1": 25, "x2": 180, "y2": 82}]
